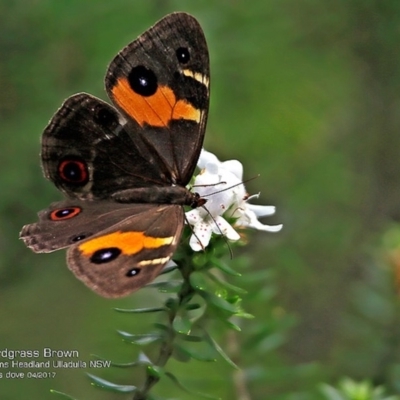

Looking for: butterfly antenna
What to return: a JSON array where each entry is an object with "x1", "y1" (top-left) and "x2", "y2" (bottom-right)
[
  {"x1": 199, "y1": 174, "x2": 260, "y2": 199},
  {"x1": 192, "y1": 181, "x2": 227, "y2": 188}
]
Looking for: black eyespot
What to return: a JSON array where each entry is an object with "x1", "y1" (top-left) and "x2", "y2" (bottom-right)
[
  {"x1": 71, "y1": 234, "x2": 89, "y2": 242},
  {"x1": 93, "y1": 105, "x2": 118, "y2": 129},
  {"x1": 49, "y1": 207, "x2": 81, "y2": 221},
  {"x1": 126, "y1": 268, "x2": 140, "y2": 277},
  {"x1": 90, "y1": 247, "x2": 121, "y2": 264},
  {"x1": 176, "y1": 47, "x2": 190, "y2": 64},
  {"x1": 128, "y1": 65, "x2": 158, "y2": 96},
  {"x1": 56, "y1": 209, "x2": 73, "y2": 218},
  {"x1": 58, "y1": 158, "x2": 88, "y2": 184}
]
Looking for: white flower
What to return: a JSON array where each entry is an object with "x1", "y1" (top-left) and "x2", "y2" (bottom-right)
[{"x1": 186, "y1": 149, "x2": 282, "y2": 251}]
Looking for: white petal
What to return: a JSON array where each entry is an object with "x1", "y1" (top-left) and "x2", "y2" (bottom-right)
[
  {"x1": 246, "y1": 204, "x2": 276, "y2": 217},
  {"x1": 212, "y1": 216, "x2": 241, "y2": 241},
  {"x1": 189, "y1": 236, "x2": 203, "y2": 252},
  {"x1": 198, "y1": 149, "x2": 220, "y2": 169},
  {"x1": 236, "y1": 210, "x2": 283, "y2": 232},
  {"x1": 189, "y1": 222, "x2": 213, "y2": 251},
  {"x1": 221, "y1": 160, "x2": 243, "y2": 180},
  {"x1": 185, "y1": 209, "x2": 202, "y2": 225},
  {"x1": 254, "y1": 222, "x2": 283, "y2": 232}
]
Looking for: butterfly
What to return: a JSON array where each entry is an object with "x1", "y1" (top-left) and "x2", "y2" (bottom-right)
[{"x1": 20, "y1": 12, "x2": 210, "y2": 298}]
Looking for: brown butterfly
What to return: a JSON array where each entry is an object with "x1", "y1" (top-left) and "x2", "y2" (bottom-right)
[{"x1": 20, "y1": 12, "x2": 210, "y2": 298}]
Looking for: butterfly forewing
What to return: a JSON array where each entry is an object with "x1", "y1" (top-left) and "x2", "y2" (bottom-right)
[{"x1": 106, "y1": 12, "x2": 210, "y2": 185}]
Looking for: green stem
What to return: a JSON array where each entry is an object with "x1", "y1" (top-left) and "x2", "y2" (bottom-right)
[{"x1": 132, "y1": 256, "x2": 195, "y2": 400}]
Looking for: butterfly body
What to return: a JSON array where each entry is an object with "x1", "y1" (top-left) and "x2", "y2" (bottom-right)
[{"x1": 20, "y1": 13, "x2": 210, "y2": 298}]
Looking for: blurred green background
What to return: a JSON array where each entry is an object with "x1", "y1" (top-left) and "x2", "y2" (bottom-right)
[{"x1": 2, "y1": 0, "x2": 400, "y2": 399}]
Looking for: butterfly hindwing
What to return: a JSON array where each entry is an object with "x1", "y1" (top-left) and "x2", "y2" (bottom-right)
[
  {"x1": 67, "y1": 204, "x2": 184, "y2": 298},
  {"x1": 20, "y1": 199, "x2": 165, "y2": 252},
  {"x1": 21, "y1": 200, "x2": 184, "y2": 298}
]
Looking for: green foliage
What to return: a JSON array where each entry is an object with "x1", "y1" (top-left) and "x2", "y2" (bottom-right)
[
  {"x1": 320, "y1": 378, "x2": 400, "y2": 400},
  {"x1": 72, "y1": 234, "x2": 253, "y2": 399},
  {"x1": 2, "y1": 0, "x2": 400, "y2": 399}
]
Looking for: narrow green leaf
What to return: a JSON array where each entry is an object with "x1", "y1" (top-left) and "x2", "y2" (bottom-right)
[
  {"x1": 211, "y1": 257, "x2": 241, "y2": 276},
  {"x1": 178, "y1": 333, "x2": 203, "y2": 342},
  {"x1": 189, "y1": 271, "x2": 209, "y2": 291},
  {"x1": 165, "y1": 297, "x2": 179, "y2": 311},
  {"x1": 113, "y1": 307, "x2": 165, "y2": 313},
  {"x1": 185, "y1": 303, "x2": 202, "y2": 310},
  {"x1": 173, "y1": 315, "x2": 192, "y2": 334},
  {"x1": 174, "y1": 343, "x2": 217, "y2": 362},
  {"x1": 198, "y1": 290, "x2": 238, "y2": 314},
  {"x1": 235, "y1": 310, "x2": 254, "y2": 319},
  {"x1": 172, "y1": 344, "x2": 192, "y2": 362},
  {"x1": 190, "y1": 272, "x2": 238, "y2": 313},
  {"x1": 206, "y1": 271, "x2": 247, "y2": 294},
  {"x1": 147, "y1": 365, "x2": 164, "y2": 378},
  {"x1": 117, "y1": 331, "x2": 163, "y2": 345},
  {"x1": 146, "y1": 280, "x2": 182, "y2": 293},
  {"x1": 204, "y1": 331, "x2": 239, "y2": 369},
  {"x1": 153, "y1": 323, "x2": 169, "y2": 332},
  {"x1": 90, "y1": 353, "x2": 151, "y2": 368},
  {"x1": 86, "y1": 373, "x2": 136, "y2": 393},
  {"x1": 108, "y1": 360, "x2": 140, "y2": 368},
  {"x1": 222, "y1": 319, "x2": 242, "y2": 332},
  {"x1": 165, "y1": 371, "x2": 221, "y2": 399},
  {"x1": 160, "y1": 263, "x2": 178, "y2": 274},
  {"x1": 50, "y1": 390, "x2": 79, "y2": 400}
]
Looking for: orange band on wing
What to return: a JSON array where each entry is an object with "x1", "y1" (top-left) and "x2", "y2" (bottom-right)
[
  {"x1": 112, "y1": 78, "x2": 200, "y2": 127},
  {"x1": 79, "y1": 231, "x2": 174, "y2": 256}
]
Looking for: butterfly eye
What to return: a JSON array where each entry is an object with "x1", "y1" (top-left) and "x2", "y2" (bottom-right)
[
  {"x1": 58, "y1": 158, "x2": 89, "y2": 185},
  {"x1": 90, "y1": 247, "x2": 121, "y2": 264},
  {"x1": 126, "y1": 268, "x2": 140, "y2": 277},
  {"x1": 49, "y1": 207, "x2": 81, "y2": 221},
  {"x1": 176, "y1": 47, "x2": 190, "y2": 64},
  {"x1": 128, "y1": 65, "x2": 158, "y2": 96}
]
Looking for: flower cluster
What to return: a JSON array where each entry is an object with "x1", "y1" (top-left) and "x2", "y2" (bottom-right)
[{"x1": 186, "y1": 150, "x2": 282, "y2": 251}]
